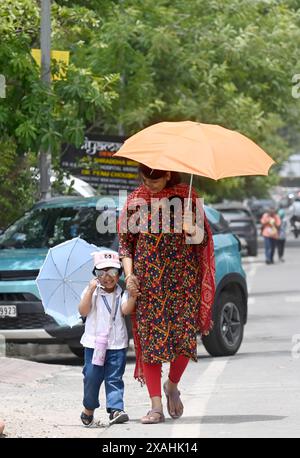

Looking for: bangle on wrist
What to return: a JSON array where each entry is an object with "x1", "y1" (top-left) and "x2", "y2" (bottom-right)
[{"x1": 125, "y1": 273, "x2": 133, "y2": 282}]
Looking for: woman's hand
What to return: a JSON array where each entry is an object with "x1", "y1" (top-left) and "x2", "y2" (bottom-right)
[{"x1": 183, "y1": 210, "x2": 196, "y2": 235}]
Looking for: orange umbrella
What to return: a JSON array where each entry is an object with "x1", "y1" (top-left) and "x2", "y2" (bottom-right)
[
  {"x1": 115, "y1": 121, "x2": 274, "y2": 180},
  {"x1": 114, "y1": 121, "x2": 275, "y2": 206}
]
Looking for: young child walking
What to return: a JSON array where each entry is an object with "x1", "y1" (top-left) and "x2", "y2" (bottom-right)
[{"x1": 78, "y1": 249, "x2": 137, "y2": 427}]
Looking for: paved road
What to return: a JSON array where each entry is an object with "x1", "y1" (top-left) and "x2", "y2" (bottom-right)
[{"x1": 1, "y1": 241, "x2": 300, "y2": 438}]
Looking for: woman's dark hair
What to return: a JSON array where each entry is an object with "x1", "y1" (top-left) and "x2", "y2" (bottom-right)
[{"x1": 139, "y1": 164, "x2": 181, "y2": 187}]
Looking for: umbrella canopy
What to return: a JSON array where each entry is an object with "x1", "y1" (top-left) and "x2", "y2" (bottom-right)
[
  {"x1": 36, "y1": 237, "x2": 99, "y2": 327},
  {"x1": 114, "y1": 121, "x2": 275, "y2": 180}
]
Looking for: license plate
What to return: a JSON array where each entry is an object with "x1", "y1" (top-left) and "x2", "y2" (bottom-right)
[{"x1": 0, "y1": 305, "x2": 17, "y2": 318}]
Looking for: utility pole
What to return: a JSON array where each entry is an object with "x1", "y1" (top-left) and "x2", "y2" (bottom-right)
[
  {"x1": 118, "y1": 0, "x2": 125, "y2": 137},
  {"x1": 118, "y1": 74, "x2": 125, "y2": 136},
  {"x1": 39, "y1": 0, "x2": 52, "y2": 200}
]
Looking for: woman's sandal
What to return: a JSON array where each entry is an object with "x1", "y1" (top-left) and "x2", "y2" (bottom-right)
[
  {"x1": 163, "y1": 381, "x2": 183, "y2": 419},
  {"x1": 140, "y1": 408, "x2": 165, "y2": 424}
]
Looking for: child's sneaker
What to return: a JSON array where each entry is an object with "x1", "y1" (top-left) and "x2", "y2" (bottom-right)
[
  {"x1": 80, "y1": 412, "x2": 104, "y2": 428},
  {"x1": 81, "y1": 411, "x2": 94, "y2": 427},
  {"x1": 109, "y1": 410, "x2": 129, "y2": 425}
]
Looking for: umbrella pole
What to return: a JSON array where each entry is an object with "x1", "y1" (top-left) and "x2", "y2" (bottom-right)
[{"x1": 187, "y1": 174, "x2": 193, "y2": 210}]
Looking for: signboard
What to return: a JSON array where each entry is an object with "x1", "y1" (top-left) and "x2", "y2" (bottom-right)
[
  {"x1": 61, "y1": 134, "x2": 140, "y2": 195},
  {"x1": 31, "y1": 49, "x2": 70, "y2": 80}
]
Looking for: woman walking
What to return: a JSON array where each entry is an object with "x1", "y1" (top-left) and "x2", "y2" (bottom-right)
[
  {"x1": 260, "y1": 207, "x2": 281, "y2": 264},
  {"x1": 118, "y1": 165, "x2": 215, "y2": 424}
]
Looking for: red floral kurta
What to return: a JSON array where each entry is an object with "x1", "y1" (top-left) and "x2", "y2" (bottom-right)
[{"x1": 118, "y1": 184, "x2": 215, "y2": 382}]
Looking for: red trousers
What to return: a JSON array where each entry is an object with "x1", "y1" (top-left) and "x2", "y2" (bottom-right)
[{"x1": 143, "y1": 355, "x2": 190, "y2": 398}]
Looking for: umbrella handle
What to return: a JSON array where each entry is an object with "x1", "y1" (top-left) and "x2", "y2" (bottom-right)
[{"x1": 187, "y1": 174, "x2": 193, "y2": 210}]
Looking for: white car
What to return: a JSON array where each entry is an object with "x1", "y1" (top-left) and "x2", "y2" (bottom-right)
[{"x1": 51, "y1": 174, "x2": 96, "y2": 198}]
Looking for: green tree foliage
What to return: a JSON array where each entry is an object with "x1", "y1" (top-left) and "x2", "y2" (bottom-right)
[
  {"x1": 0, "y1": 0, "x2": 118, "y2": 225},
  {"x1": 1, "y1": 0, "x2": 300, "y2": 228},
  {"x1": 0, "y1": 138, "x2": 37, "y2": 229},
  {"x1": 0, "y1": 0, "x2": 119, "y2": 155},
  {"x1": 83, "y1": 0, "x2": 300, "y2": 198}
]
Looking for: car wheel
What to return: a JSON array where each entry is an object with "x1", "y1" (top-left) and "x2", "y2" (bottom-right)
[
  {"x1": 69, "y1": 346, "x2": 84, "y2": 358},
  {"x1": 202, "y1": 291, "x2": 244, "y2": 357}
]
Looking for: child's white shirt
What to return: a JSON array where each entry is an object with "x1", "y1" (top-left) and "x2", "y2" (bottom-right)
[{"x1": 80, "y1": 284, "x2": 129, "y2": 350}]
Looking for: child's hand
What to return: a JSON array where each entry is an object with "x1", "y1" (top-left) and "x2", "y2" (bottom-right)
[
  {"x1": 87, "y1": 278, "x2": 99, "y2": 294},
  {"x1": 126, "y1": 274, "x2": 140, "y2": 296}
]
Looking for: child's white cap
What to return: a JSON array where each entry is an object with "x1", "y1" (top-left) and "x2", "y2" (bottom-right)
[{"x1": 91, "y1": 250, "x2": 121, "y2": 270}]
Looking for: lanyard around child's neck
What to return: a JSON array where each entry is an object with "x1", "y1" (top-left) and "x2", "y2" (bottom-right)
[{"x1": 102, "y1": 294, "x2": 120, "y2": 322}]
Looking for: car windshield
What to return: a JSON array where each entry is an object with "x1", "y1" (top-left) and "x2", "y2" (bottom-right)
[
  {"x1": 0, "y1": 206, "x2": 118, "y2": 249},
  {"x1": 252, "y1": 199, "x2": 275, "y2": 208},
  {"x1": 220, "y1": 209, "x2": 250, "y2": 220}
]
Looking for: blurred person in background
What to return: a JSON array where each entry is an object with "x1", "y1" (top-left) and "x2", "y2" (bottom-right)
[
  {"x1": 261, "y1": 208, "x2": 281, "y2": 265},
  {"x1": 288, "y1": 197, "x2": 300, "y2": 233},
  {"x1": 277, "y1": 208, "x2": 288, "y2": 262}
]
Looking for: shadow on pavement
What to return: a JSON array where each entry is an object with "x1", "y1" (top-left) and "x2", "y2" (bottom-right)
[
  {"x1": 249, "y1": 289, "x2": 300, "y2": 297},
  {"x1": 233, "y1": 350, "x2": 291, "y2": 359},
  {"x1": 127, "y1": 414, "x2": 286, "y2": 425},
  {"x1": 28, "y1": 355, "x2": 83, "y2": 366},
  {"x1": 198, "y1": 414, "x2": 287, "y2": 424},
  {"x1": 26, "y1": 350, "x2": 138, "y2": 366}
]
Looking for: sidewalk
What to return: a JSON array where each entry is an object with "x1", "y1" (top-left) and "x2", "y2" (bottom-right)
[
  {"x1": 0, "y1": 339, "x2": 200, "y2": 438},
  {"x1": 0, "y1": 357, "x2": 105, "y2": 438}
]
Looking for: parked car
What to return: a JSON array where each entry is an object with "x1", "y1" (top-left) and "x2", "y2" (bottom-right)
[
  {"x1": 213, "y1": 203, "x2": 258, "y2": 257},
  {"x1": 0, "y1": 196, "x2": 248, "y2": 358}
]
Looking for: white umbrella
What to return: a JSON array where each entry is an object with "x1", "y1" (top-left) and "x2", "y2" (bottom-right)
[{"x1": 36, "y1": 237, "x2": 99, "y2": 327}]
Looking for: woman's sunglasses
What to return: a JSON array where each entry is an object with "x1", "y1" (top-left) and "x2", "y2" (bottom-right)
[{"x1": 94, "y1": 268, "x2": 120, "y2": 278}]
